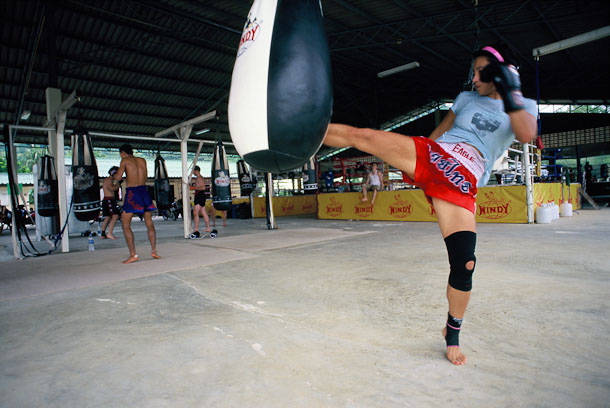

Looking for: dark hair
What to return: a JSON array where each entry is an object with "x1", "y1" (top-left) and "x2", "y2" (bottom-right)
[
  {"x1": 108, "y1": 166, "x2": 119, "y2": 176},
  {"x1": 194, "y1": 165, "x2": 201, "y2": 172},
  {"x1": 119, "y1": 144, "x2": 133, "y2": 155},
  {"x1": 473, "y1": 44, "x2": 517, "y2": 67}
]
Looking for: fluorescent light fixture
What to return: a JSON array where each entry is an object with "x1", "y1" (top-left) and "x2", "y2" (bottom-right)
[
  {"x1": 20, "y1": 110, "x2": 31, "y2": 120},
  {"x1": 533, "y1": 26, "x2": 610, "y2": 57},
  {"x1": 377, "y1": 61, "x2": 420, "y2": 78},
  {"x1": 195, "y1": 128, "x2": 210, "y2": 135}
]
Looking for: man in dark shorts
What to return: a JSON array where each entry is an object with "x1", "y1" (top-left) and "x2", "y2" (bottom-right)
[
  {"x1": 114, "y1": 144, "x2": 160, "y2": 263},
  {"x1": 189, "y1": 166, "x2": 211, "y2": 238},
  {"x1": 100, "y1": 166, "x2": 121, "y2": 240}
]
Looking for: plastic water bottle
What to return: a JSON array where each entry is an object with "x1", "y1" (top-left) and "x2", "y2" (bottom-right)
[
  {"x1": 88, "y1": 236, "x2": 95, "y2": 251},
  {"x1": 97, "y1": 223, "x2": 102, "y2": 236}
]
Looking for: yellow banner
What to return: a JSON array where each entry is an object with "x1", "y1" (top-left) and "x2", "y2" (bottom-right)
[
  {"x1": 318, "y1": 186, "x2": 531, "y2": 223},
  {"x1": 252, "y1": 195, "x2": 317, "y2": 217},
  {"x1": 533, "y1": 183, "x2": 581, "y2": 209},
  {"x1": 317, "y1": 190, "x2": 438, "y2": 221}
]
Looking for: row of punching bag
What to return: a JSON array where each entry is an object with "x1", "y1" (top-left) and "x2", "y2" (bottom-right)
[{"x1": 37, "y1": 128, "x2": 101, "y2": 222}]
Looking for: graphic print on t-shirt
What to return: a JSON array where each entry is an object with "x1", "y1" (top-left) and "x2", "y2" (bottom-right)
[{"x1": 471, "y1": 112, "x2": 501, "y2": 133}]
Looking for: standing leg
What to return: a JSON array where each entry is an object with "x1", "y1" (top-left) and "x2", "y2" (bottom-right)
[
  {"x1": 201, "y1": 206, "x2": 211, "y2": 231},
  {"x1": 431, "y1": 197, "x2": 477, "y2": 366},
  {"x1": 193, "y1": 204, "x2": 201, "y2": 233},
  {"x1": 209, "y1": 205, "x2": 216, "y2": 227},
  {"x1": 107, "y1": 214, "x2": 119, "y2": 239},
  {"x1": 222, "y1": 210, "x2": 227, "y2": 227},
  {"x1": 143, "y1": 211, "x2": 159, "y2": 259},
  {"x1": 121, "y1": 212, "x2": 138, "y2": 263},
  {"x1": 100, "y1": 216, "x2": 110, "y2": 237}
]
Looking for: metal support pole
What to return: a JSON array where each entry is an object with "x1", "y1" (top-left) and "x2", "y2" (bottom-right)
[
  {"x1": 265, "y1": 172, "x2": 276, "y2": 230},
  {"x1": 4, "y1": 125, "x2": 22, "y2": 259},
  {"x1": 179, "y1": 125, "x2": 193, "y2": 239},
  {"x1": 46, "y1": 87, "x2": 70, "y2": 252},
  {"x1": 523, "y1": 143, "x2": 534, "y2": 223}
]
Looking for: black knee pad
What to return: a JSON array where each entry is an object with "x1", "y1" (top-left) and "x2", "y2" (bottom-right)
[{"x1": 444, "y1": 231, "x2": 476, "y2": 292}]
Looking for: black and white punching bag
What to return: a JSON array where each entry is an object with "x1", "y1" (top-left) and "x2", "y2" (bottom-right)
[
  {"x1": 212, "y1": 140, "x2": 232, "y2": 211},
  {"x1": 302, "y1": 156, "x2": 318, "y2": 194},
  {"x1": 71, "y1": 127, "x2": 100, "y2": 221},
  {"x1": 228, "y1": 0, "x2": 333, "y2": 173},
  {"x1": 154, "y1": 154, "x2": 171, "y2": 210},
  {"x1": 237, "y1": 159, "x2": 253, "y2": 196},
  {"x1": 37, "y1": 155, "x2": 59, "y2": 217}
]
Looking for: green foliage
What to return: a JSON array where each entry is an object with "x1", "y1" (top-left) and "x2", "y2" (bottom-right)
[
  {"x1": 16, "y1": 146, "x2": 48, "y2": 173},
  {"x1": 0, "y1": 153, "x2": 7, "y2": 172}
]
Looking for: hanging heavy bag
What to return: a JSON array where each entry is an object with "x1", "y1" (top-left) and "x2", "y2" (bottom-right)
[
  {"x1": 212, "y1": 140, "x2": 232, "y2": 211},
  {"x1": 302, "y1": 156, "x2": 318, "y2": 194},
  {"x1": 71, "y1": 127, "x2": 100, "y2": 221},
  {"x1": 37, "y1": 155, "x2": 59, "y2": 217},
  {"x1": 237, "y1": 159, "x2": 253, "y2": 196},
  {"x1": 154, "y1": 154, "x2": 171, "y2": 210},
  {"x1": 228, "y1": 0, "x2": 333, "y2": 173}
]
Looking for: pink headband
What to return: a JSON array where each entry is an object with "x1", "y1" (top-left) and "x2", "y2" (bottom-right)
[{"x1": 481, "y1": 46, "x2": 504, "y2": 62}]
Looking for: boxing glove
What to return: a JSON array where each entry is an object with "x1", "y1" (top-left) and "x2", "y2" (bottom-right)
[{"x1": 480, "y1": 62, "x2": 525, "y2": 113}]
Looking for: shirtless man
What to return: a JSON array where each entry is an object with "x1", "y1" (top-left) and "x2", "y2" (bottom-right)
[
  {"x1": 100, "y1": 166, "x2": 122, "y2": 240},
  {"x1": 114, "y1": 144, "x2": 160, "y2": 263},
  {"x1": 189, "y1": 166, "x2": 211, "y2": 238}
]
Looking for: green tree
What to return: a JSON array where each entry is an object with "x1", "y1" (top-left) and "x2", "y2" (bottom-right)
[
  {"x1": 17, "y1": 146, "x2": 47, "y2": 173},
  {"x1": 0, "y1": 154, "x2": 7, "y2": 172}
]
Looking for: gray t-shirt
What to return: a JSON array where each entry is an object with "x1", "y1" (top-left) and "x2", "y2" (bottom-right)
[{"x1": 436, "y1": 91, "x2": 537, "y2": 186}]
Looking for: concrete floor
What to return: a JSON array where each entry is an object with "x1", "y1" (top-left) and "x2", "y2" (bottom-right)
[{"x1": 0, "y1": 209, "x2": 609, "y2": 407}]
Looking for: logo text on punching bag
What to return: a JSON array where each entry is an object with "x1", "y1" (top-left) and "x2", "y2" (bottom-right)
[
  {"x1": 38, "y1": 182, "x2": 51, "y2": 194},
  {"x1": 73, "y1": 167, "x2": 94, "y2": 190},
  {"x1": 237, "y1": 15, "x2": 261, "y2": 57},
  {"x1": 214, "y1": 171, "x2": 231, "y2": 187}
]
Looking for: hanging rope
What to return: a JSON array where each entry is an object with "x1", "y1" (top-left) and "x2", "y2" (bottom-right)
[{"x1": 464, "y1": 0, "x2": 481, "y2": 91}]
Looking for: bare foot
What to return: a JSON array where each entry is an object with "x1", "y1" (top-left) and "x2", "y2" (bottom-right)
[
  {"x1": 122, "y1": 254, "x2": 139, "y2": 264},
  {"x1": 107, "y1": 234, "x2": 117, "y2": 240},
  {"x1": 371, "y1": 201, "x2": 375, "y2": 206},
  {"x1": 223, "y1": 223, "x2": 227, "y2": 227},
  {"x1": 151, "y1": 252, "x2": 161, "y2": 259},
  {"x1": 442, "y1": 327, "x2": 467, "y2": 365},
  {"x1": 361, "y1": 197, "x2": 368, "y2": 202}
]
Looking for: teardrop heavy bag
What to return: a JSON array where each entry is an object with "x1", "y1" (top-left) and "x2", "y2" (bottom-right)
[
  {"x1": 237, "y1": 159, "x2": 253, "y2": 196},
  {"x1": 228, "y1": 0, "x2": 333, "y2": 173},
  {"x1": 302, "y1": 156, "x2": 318, "y2": 194},
  {"x1": 212, "y1": 141, "x2": 233, "y2": 211},
  {"x1": 154, "y1": 154, "x2": 171, "y2": 210},
  {"x1": 37, "y1": 155, "x2": 59, "y2": 217},
  {"x1": 71, "y1": 127, "x2": 101, "y2": 221}
]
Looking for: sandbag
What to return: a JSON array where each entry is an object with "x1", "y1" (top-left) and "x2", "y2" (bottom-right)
[
  {"x1": 212, "y1": 140, "x2": 232, "y2": 211},
  {"x1": 302, "y1": 156, "x2": 318, "y2": 194},
  {"x1": 71, "y1": 127, "x2": 100, "y2": 221},
  {"x1": 228, "y1": 0, "x2": 333, "y2": 173},
  {"x1": 237, "y1": 159, "x2": 253, "y2": 196},
  {"x1": 37, "y1": 155, "x2": 59, "y2": 216},
  {"x1": 154, "y1": 154, "x2": 171, "y2": 210}
]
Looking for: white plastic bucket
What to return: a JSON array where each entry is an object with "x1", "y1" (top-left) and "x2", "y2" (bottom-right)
[
  {"x1": 560, "y1": 202, "x2": 573, "y2": 217},
  {"x1": 536, "y1": 205, "x2": 552, "y2": 224}
]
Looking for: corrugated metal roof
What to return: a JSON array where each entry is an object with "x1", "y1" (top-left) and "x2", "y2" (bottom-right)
[{"x1": 0, "y1": 0, "x2": 608, "y2": 156}]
